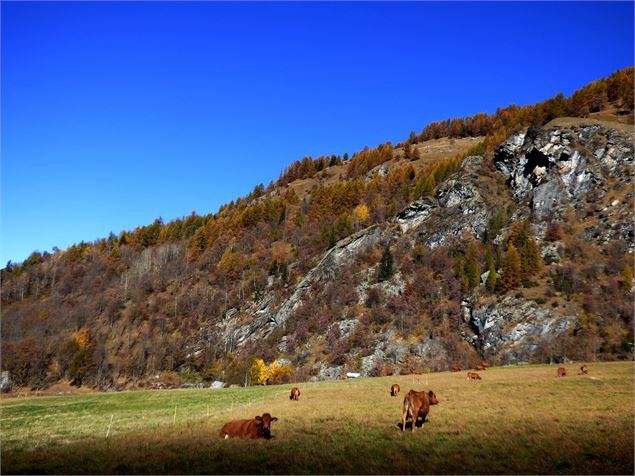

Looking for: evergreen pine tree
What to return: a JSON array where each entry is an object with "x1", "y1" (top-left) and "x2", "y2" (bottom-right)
[
  {"x1": 378, "y1": 245, "x2": 394, "y2": 282},
  {"x1": 465, "y1": 243, "x2": 480, "y2": 289}
]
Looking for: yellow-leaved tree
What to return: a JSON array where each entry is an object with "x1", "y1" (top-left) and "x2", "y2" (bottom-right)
[
  {"x1": 250, "y1": 358, "x2": 272, "y2": 386},
  {"x1": 249, "y1": 359, "x2": 294, "y2": 385},
  {"x1": 352, "y1": 204, "x2": 370, "y2": 230},
  {"x1": 269, "y1": 360, "x2": 293, "y2": 384}
]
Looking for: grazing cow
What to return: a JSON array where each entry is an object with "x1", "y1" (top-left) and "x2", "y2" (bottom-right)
[
  {"x1": 450, "y1": 364, "x2": 461, "y2": 372},
  {"x1": 475, "y1": 365, "x2": 486, "y2": 371},
  {"x1": 401, "y1": 389, "x2": 439, "y2": 432},
  {"x1": 219, "y1": 413, "x2": 278, "y2": 440},
  {"x1": 479, "y1": 361, "x2": 491, "y2": 368},
  {"x1": 578, "y1": 365, "x2": 588, "y2": 375},
  {"x1": 290, "y1": 387, "x2": 301, "y2": 401},
  {"x1": 467, "y1": 372, "x2": 481, "y2": 380},
  {"x1": 557, "y1": 367, "x2": 567, "y2": 377},
  {"x1": 390, "y1": 384, "x2": 400, "y2": 397},
  {"x1": 412, "y1": 370, "x2": 422, "y2": 375}
]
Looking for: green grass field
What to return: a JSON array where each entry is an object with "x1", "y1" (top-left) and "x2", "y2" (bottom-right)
[{"x1": 1, "y1": 362, "x2": 633, "y2": 474}]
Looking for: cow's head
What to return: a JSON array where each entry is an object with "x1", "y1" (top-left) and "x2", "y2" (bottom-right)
[
  {"x1": 428, "y1": 390, "x2": 439, "y2": 405},
  {"x1": 255, "y1": 413, "x2": 278, "y2": 439}
]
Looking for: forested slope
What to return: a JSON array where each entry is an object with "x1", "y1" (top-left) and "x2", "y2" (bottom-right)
[{"x1": 2, "y1": 67, "x2": 633, "y2": 391}]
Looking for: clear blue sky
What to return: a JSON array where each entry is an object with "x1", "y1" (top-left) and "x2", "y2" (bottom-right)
[{"x1": 2, "y1": 1, "x2": 633, "y2": 265}]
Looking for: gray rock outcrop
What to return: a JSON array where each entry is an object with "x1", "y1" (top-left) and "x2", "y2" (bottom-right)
[
  {"x1": 395, "y1": 156, "x2": 490, "y2": 248},
  {"x1": 467, "y1": 296, "x2": 577, "y2": 363},
  {"x1": 494, "y1": 124, "x2": 634, "y2": 217}
]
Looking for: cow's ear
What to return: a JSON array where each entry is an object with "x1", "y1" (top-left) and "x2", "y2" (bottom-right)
[
  {"x1": 428, "y1": 390, "x2": 434, "y2": 397},
  {"x1": 271, "y1": 417, "x2": 278, "y2": 422},
  {"x1": 255, "y1": 416, "x2": 262, "y2": 421}
]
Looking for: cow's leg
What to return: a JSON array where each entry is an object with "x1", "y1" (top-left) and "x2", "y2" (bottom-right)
[
  {"x1": 414, "y1": 404, "x2": 424, "y2": 431},
  {"x1": 411, "y1": 405, "x2": 417, "y2": 432},
  {"x1": 402, "y1": 399, "x2": 412, "y2": 432}
]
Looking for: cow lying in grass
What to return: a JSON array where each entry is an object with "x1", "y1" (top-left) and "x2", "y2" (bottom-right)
[
  {"x1": 219, "y1": 413, "x2": 278, "y2": 439},
  {"x1": 401, "y1": 389, "x2": 439, "y2": 432}
]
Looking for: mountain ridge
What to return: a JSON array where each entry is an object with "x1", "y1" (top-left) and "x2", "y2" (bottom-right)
[{"x1": 2, "y1": 67, "x2": 633, "y2": 392}]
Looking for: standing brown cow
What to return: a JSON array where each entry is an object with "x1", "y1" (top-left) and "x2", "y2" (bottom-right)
[
  {"x1": 475, "y1": 365, "x2": 486, "y2": 371},
  {"x1": 479, "y1": 361, "x2": 491, "y2": 368},
  {"x1": 390, "y1": 384, "x2": 400, "y2": 397},
  {"x1": 557, "y1": 367, "x2": 567, "y2": 377},
  {"x1": 219, "y1": 413, "x2": 278, "y2": 439},
  {"x1": 290, "y1": 387, "x2": 300, "y2": 400},
  {"x1": 467, "y1": 372, "x2": 481, "y2": 380},
  {"x1": 401, "y1": 389, "x2": 439, "y2": 432},
  {"x1": 450, "y1": 364, "x2": 461, "y2": 372}
]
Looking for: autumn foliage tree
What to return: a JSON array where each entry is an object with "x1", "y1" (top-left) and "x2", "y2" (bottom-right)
[{"x1": 499, "y1": 244, "x2": 522, "y2": 292}]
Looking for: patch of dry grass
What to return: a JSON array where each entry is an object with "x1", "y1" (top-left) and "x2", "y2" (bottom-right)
[{"x1": 2, "y1": 362, "x2": 633, "y2": 474}]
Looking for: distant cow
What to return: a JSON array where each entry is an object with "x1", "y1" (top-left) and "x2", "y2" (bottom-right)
[
  {"x1": 450, "y1": 364, "x2": 461, "y2": 372},
  {"x1": 467, "y1": 372, "x2": 481, "y2": 380},
  {"x1": 578, "y1": 365, "x2": 588, "y2": 375},
  {"x1": 475, "y1": 365, "x2": 486, "y2": 371},
  {"x1": 401, "y1": 389, "x2": 439, "y2": 432},
  {"x1": 290, "y1": 387, "x2": 300, "y2": 401},
  {"x1": 412, "y1": 370, "x2": 422, "y2": 375},
  {"x1": 479, "y1": 361, "x2": 491, "y2": 368},
  {"x1": 557, "y1": 367, "x2": 567, "y2": 377},
  {"x1": 219, "y1": 413, "x2": 278, "y2": 440},
  {"x1": 390, "y1": 384, "x2": 400, "y2": 397}
]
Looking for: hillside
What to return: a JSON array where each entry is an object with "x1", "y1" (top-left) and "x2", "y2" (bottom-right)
[{"x1": 1, "y1": 67, "x2": 633, "y2": 392}]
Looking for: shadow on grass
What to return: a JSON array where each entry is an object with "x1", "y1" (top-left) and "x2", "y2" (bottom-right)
[
  {"x1": 3, "y1": 422, "x2": 633, "y2": 475},
  {"x1": 395, "y1": 418, "x2": 427, "y2": 431}
]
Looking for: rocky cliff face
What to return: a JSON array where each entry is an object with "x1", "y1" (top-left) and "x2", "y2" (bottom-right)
[
  {"x1": 209, "y1": 120, "x2": 633, "y2": 376},
  {"x1": 464, "y1": 296, "x2": 577, "y2": 364},
  {"x1": 215, "y1": 224, "x2": 387, "y2": 349},
  {"x1": 494, "y1": 122, "x2": 633, "y2": 219}
]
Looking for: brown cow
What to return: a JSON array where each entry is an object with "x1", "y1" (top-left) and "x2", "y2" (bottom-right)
[
  {"x1": 578, "y1": 365, "x2": 588, "y2": 375},
  {"x1": 479, "y1": 361, "x2": 491, "y2": 368},
  {"x1": 290, "y1": 387, "x2": 301, "y2": 401},
  {"x1": 401, "y1": 389, "x2": 439, "y2": 432},
  {"x1": 219, "y1": 413, "x2": 278, "y2": 439},
  {"x1": 450, "y1": 364, "x2": 461, "y2": 372},
  {"x1": 475, "y1": 365, "x2": 486, "y2": 371},
  {"x1": 467, "y1": 372, "x2": 481, "y2": 380},
  {"x1": 390, "y1": 384, "x2": 400, "y2": 397},
  {"x1": 557, "y1": 367, "x2": 567, "y2": 377}
]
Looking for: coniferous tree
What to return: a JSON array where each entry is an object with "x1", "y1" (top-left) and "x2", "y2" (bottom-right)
[
  {"x1": 499, "y1": 244, "x2": 522, "y2": 292},
  {"x1": 465, "y1": 243, "x2": 480, "y2": 290},
  {"x1": 521, "y1": 239, "x2": 541, "y2": 281},
  {"x1": 484, "y1": 246, "x2": 497, "y2": 291},
  {"x1": 378, "y1": 245, "x2": 394, "y2": 282}
]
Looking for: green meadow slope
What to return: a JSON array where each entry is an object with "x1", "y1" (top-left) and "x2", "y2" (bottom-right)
[{"x1": 2, "y1": 361, "x2": 633, "y2": 474}]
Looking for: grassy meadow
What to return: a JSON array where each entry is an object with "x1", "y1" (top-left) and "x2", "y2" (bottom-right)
[{"x1": 1, "y1": 361, "x2": 633, "y2": 474}]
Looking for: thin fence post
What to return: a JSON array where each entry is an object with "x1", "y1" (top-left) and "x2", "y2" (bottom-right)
[
  {"x1": 173, "y1": 405, "x2": 177, "y2": 426},
  {"x1": 106, "y1": 414, "x2": 114, "y2": 438}
]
